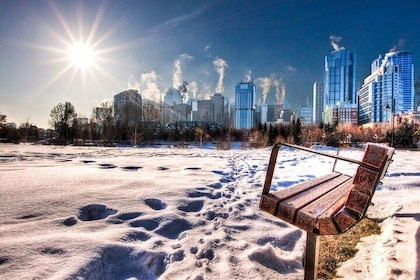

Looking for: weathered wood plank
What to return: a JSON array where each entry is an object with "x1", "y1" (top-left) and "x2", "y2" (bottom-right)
[
  {"x1": 295, "y1": 179, "x2": 353, "y2": 233},
  {"x1": 260, "y1": 172, "x2": 342, "y2": 216},
  {"x1": 275, "y1": 175, "x2": 351, "y2": 224},
  {"x1": 317, "y1": 194, "x2": 350, "y2": 235},
  {"x1": 259, "y1": 193, "x2": 280, "y2": 215},
  {"x1": 361, "y1": 144, "x2": 389, "y2": 169},
  {"x1": 345, "y1": 189, "x2": 371, "y2": 216},
  {"x1": 352, "y1": 166, "x2": 380, "y2": 195},
  {"x1": 270, "y1": 172, "x2": 342, "y2": 201},
  {"x1": 333, "y1": 209, "x2": 358, "y2": 232}
]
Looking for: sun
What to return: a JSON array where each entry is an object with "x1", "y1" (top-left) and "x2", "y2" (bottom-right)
[{"x1": 68, "y1": 42, "x2": 96, "y2": 69}]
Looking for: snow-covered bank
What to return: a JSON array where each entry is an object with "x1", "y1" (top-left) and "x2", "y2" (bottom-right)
[{"x1": 0, "y1": 144, "x2": 418, "y2": 279}]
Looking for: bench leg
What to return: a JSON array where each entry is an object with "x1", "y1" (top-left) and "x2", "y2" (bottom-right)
[{"x1": 304, "y1": 232, "x2": 320, "y2": 280}]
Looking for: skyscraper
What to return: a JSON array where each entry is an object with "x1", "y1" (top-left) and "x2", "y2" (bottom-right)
[
  {"x1": 323, "y1": 49, "x2": 357, "y2": 124},
  {"x1": 211, "y1": 93, "x2": 225, "y2": 126},
  {"x1": 358, "y1": 54, "x2": 404, "y2": 124},
  {"x1": 313, "y1": 82, "x2": 324, "y2": 124},
  {"x1": 377, "y1": 51, "x2": 414, "y2": 112},
  {"x1": 234, "y1": 82, "x2": 256, "y2": 129},
  {"x1": 113, "y1": 89, "x2": 142, "y2": 127},
  {"x1": 324, "y1": 49, "x2": 357, "y2": 105}
]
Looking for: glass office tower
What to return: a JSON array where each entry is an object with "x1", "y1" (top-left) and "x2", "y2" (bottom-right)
[
  {"x1": 324, "y1": 49, "x2": 357, "y2": 106},
  {"x1": 234, "y1": 82, "x2": 256, "y2": 129},
  {"x1": 377, "y1": 51, "x2": 414, "y2": 112}
]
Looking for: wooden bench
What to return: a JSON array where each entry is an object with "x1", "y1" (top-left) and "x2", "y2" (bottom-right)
[{"x1": 259, "y1": 143, "x2": 394, "y2": 280}]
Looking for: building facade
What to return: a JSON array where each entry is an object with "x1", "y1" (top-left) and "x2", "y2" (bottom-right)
[
  {"x1": 312, "y1": 82, "x2": 324, "y2": 124},
  {"x1": 323, "y1": 49, "x2": 357, "y2": 124},
  {"x1": 378, "y1": 51, "x2": 414, "y2": 112},
  {"x1": 298, "y1": 106, "x2": 312, "y2": 124},
  {"x1": 113, "y1": 89, "x2": 142, "y2": 127},
  {"x1": 211, "y1": 93, "x2": 225, "y2": 126},
  {"x1": 358, "y1": 54, "x2": 405, "y2": 125},
  {"x1": 234, "y1": 82, "x2": 256, "y2": 129},
  {"x1": 323, "y1": 103, "x2": 358, "y2": 125}
]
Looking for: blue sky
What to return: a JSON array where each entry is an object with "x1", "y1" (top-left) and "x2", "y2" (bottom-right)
[{"x1": 1, "y1": 0, "x2": 419, "y2": 128}]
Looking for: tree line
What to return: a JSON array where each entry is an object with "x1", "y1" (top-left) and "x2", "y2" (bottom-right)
[{"x1": 1, "y1": 101, "x2": 419, "y2": 148}]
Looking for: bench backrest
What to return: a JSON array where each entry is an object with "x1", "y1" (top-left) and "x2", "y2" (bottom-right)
[{"x1": 335, "y1": 144, "x2": 394, "y2": 232}]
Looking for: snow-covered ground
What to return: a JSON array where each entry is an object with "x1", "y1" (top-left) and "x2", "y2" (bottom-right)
[{"x1": 0, "y1": 143, "x2": 418, "y2": 280}]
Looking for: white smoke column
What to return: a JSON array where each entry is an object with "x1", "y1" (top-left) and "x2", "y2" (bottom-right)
[
  {"x1": 329, "y1": 35, "x2": 343, "y2": 51},
  {"x1": 190, "y1": 81, "x2": 198, "y2": 99},
  {"x1": 256, "y1": 77, "x2": 272, "y2": 103},
  {"x1": 127, "y1": 74, "x2": 140, "y2": 90},
  {"x1": 172, "y1": 59, "x2": 182, "y2": 89},
  {"x1": 213, "y1": 57, "x2": 228, "y2": 93},
  {"x1": 244, "y1": 69, "x2": 252, "y2": 82},
  {"x1": 200, "y1": 83, "x2": 212, "y2": 100},
  {"x1": 140, "y1": 71, "x2": 161, "y2": 101},
  {"x1": 172, "y1": 53, "x2": 193, "y2": 89},
  {"x1": 273, "y1": 78, "x2": 286, "y2": 105}
]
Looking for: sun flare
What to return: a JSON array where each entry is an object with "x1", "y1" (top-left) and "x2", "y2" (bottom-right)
[{"x1": 68, "y1": 43, "x2": 96, "y2": 68}]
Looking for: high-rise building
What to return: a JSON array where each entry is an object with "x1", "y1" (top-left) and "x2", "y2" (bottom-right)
[
  {"x1": 113, "y1": 89, "x2": 142, "y2": 126},
  {"x1": 323, "y1": 49, "x2": 357, "y2": 124},
  {"x1": 260, "y1": 102, "x2": 268, "y2": 124},
  {"x1": 196, "y1": 100, "x2": 213, "y2": 121},
  {"x1": 415, "y1": 77, "x2": 420, "y2": 111},
  {"x1": 358, "y1": 54, "x2": 405, "y2": 125},
  {"x1": 234, "y1": 82, "x2": 256, "y2": 129},
  {"x1": 298, "y1": 106, "x2": 312, "y2": 124},
  {"x1": 376, "y1": 51, "x2": 414, "y2": 112},
  {"x1": 211, "y1": 93, "x2": 225, "y2": 126},
  {"x1": 313, "y1": 82, "x2": 324, "y2": 124}
]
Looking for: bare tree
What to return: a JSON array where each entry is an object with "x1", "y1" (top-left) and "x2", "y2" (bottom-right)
[
  {"x1": 49, "y1": 102, "x2": 77, "y2": 145},
  {"x1": 92, "y1": 101, "x2": 115, "y2": 144}
]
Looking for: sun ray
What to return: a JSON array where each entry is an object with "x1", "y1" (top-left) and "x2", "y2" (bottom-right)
[
  {"x1": 21, "y1": 0, "x2": 146, "y2": 103},
  {"x1": 49, "y1": 1, "x2": 77, "y2": 45}
]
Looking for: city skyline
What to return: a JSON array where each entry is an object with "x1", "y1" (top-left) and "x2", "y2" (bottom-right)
[{"x1": 1, "y1": 0, "x2": 420, "y2": 128}]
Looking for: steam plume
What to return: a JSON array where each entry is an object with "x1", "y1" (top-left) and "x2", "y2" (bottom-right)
[
  {"x1": 244, "y1": 69, "x2": 252, "y2": 82},
  {"x1": 256, "y1": 77, "x2": 272, "y2": 103},
  {"x1": 127, "y1": 74, "x2": 140, "y2": 90},
  {"x1": 172, "y1": 53, "x2": 193, "y2": 89},
  {"x1": 329, "y1": 35, "x2": 344, "y2": 51},
  {"x1": 389, "y1": 38, "x2": 406, "y2": 52},
  {"x1": 172, "y1": 59, "x2": 182, "y2": 89},
  {"x1": 273, "y1": 78, "x2": 285, "y2": 105},
  {"x1": 213, "y1": 57, "x2": 228, "y2": 93},
  {"x1": 127, "y1": 72, "x2": 162, "y2": 102},
  {"x1": 140, "y1": 71, "x2": 161, "y2": 101},
  {"x1": 190, "y1": 81, "x2": 198, "y2": 99}
]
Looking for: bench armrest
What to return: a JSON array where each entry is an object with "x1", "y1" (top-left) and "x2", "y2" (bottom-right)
[{"x1": 262, "y1": 143, "x2": 387, "y2": 195}]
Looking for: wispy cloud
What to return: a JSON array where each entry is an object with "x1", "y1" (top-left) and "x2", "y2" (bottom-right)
[
  {"x1": 285, "y1": 65, "x2": 297, "y2": 73},
  {"x1": 152, "y1": 6, "x2": 206, "y2": 33}
]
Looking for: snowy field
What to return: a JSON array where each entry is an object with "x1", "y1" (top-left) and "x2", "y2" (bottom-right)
[{"x1": 0, "y1": 143, "x2": 419, "y2": 280}]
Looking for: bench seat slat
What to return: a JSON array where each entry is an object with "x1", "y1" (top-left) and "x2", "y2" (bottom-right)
[
  {"x1": 318, "y1": 193, "x2": 350, "y2": 235},
  {"x1": 259, "y1": 172, "x2": 342, "y2": 215},
  {"x1": 295, "y1": 180, "x2": 354, "y2": 233},
  {"x1": 275, "y1": 174, "x2": 352, "y2": 224}
]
